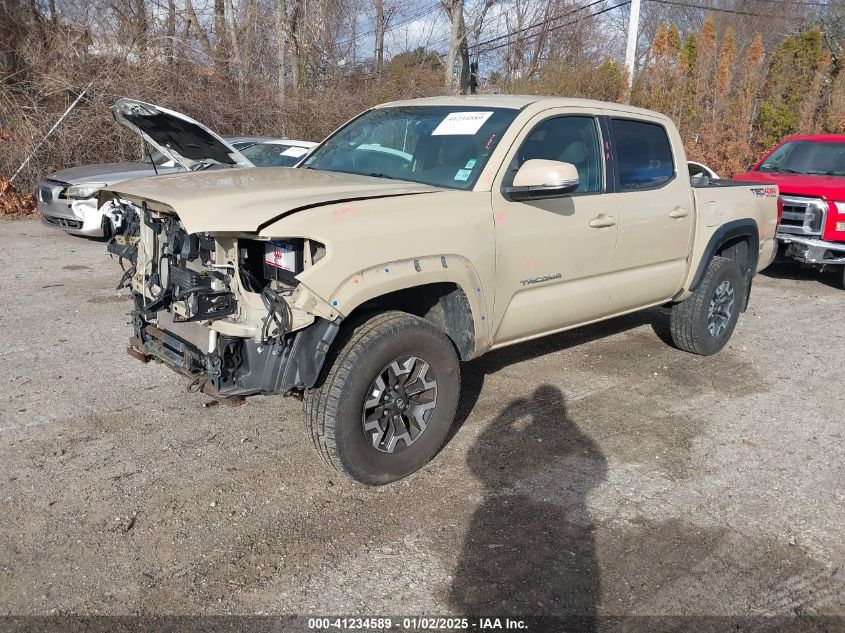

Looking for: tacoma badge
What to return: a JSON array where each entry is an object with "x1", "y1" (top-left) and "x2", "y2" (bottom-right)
[{"x1": 519, "y1": 273, "x2": 562, "y2": 286}]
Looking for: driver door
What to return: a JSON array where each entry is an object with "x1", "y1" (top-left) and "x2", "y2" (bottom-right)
[{"x1": 490, "y1": 109, "x2": 619, "y2": 347}]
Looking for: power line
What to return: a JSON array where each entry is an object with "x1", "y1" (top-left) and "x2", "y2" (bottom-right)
[
  {"x1": 475, "y1": 0, "x2": 608, "y2": 50},
  {"x1": 473, "y1": 0, "x2": 831, "y2": 58},
  {"x1": 646, "y1": 0, "x2": 830, "y2": 15},
  {"x1": 346, "y1": 2, "x2": 440, "y2": 47},
  {"x1": 478, "y1": 1, "x2": 631, "y2": 55},
  {"x1": 335, "y1": 1, "x2": 441, "y2": 51},
  {"x1": 737, "y1": 0, "x2": 832, "y2": 6}
]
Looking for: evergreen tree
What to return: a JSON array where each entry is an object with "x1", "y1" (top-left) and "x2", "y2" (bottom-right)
[{"x1": 758, "y1": 28, "x2": 827, "y2": 148}]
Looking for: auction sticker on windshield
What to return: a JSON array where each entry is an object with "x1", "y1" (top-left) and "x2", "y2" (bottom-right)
[
  {"x1": 432, "y1": 111, "x2": 494, "y2": 136},
  {"x1": 281, "y1": 146, "x2": 309, "y2": 157}
]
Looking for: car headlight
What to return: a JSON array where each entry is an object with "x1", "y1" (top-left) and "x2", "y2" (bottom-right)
[
  {"x1": 835, "y1": 201, "x2": 845, "y2": 214},
  {"x1": 65, "y1": 183, "x2": 107, "y2": 200}
]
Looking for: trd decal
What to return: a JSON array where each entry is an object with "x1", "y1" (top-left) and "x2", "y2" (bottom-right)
[{"x1": 750, "y1": 186, "x2": 778, "y2": 198}]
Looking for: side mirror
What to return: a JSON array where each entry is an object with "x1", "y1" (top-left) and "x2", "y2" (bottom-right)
[{"x1": 503, "y1": 159, "x2": 580, "y2": 201}]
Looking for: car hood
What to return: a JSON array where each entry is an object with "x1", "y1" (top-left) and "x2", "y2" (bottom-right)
[
  {"x1": 104, "y1": 167, "x2": 441, "y2": 234},
  {"x1": 734, "y1": 171, "x2": 845, "y2": 200},
  {"x1": 47, "y1": 162, "x2": 182, "y2": 186},
  {"x1": 111, "y1": 98, "x2": 253, "y2": 171}
]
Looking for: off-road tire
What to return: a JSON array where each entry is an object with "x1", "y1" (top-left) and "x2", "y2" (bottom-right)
[
  {"x1": 669, "y1": 256, "x2": 744, "y2": 355},
  {"x1": 304, "y1": 311, "x2": 460, "y2": 485}
]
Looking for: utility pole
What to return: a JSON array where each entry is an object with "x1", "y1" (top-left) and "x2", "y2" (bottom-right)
[{"x1": 624, "y1": 0, "x2": 641, "y2": 103}]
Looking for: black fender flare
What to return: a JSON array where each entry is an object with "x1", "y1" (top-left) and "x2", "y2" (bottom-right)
[
  {"x1": 687, "y1": 219, "x2": 759, "y2": 311},
  {"x1": 689, "y1": 219, "x2": 759, "y2": 291}
]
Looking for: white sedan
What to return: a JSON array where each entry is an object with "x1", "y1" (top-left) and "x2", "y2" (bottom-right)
[
  {"x1": 688, "y1": 161, "x2": 719, "y2": 180},
  {"x1": 238, "y1": 139, "x2": 318, "y2": 167}
]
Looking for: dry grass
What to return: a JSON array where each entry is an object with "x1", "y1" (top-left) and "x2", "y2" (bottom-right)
[
  {"x1": 0, "y1": 44, "x2": 446, "y2": 194},
  {"x1": 0, "y1": 178, "x2": 36, "y2": 218}
]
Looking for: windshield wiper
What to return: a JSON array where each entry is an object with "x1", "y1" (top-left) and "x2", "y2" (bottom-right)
[{"x1": 364, "y1": 172, "x2": 395, "y2": 180}]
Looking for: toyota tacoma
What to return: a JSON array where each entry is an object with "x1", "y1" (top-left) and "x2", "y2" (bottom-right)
[{"x1": 102, "y1": 95, "x2": 779, "y2": 484}]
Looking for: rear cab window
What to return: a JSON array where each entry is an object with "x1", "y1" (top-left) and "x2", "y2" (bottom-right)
[{"x1": 610, "y1": 118, "x2": 675, "y2": 190}]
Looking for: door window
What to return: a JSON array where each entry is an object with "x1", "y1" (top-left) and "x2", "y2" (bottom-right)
[
  {"x1": 611, "y1": 118, "x2": 675, "y2": 190},
  {"x1": 511, "y1": 116, "x2": 603, "y2": 193}
]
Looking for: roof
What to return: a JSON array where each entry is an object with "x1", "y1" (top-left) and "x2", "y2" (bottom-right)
[
  {"x1": 258, "y1": 139, "x2": 317, "y2": 147},
  {"x1": 224, "y1": 135, "x2": 281, "y2": 145},
  {"x1": 779, "y1": 134, "x2": 845, "y2": 143},
  {"x1": 375, "y1": 94, "x2": 667, "y2": 120}
]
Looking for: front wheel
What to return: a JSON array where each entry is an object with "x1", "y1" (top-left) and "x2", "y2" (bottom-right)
[
  {"x1": 669, "y1": 256, "x2": 744, "y2": 355},
  {"x1": 305, "y1": 311, "x2": 460, "y2": 485}
]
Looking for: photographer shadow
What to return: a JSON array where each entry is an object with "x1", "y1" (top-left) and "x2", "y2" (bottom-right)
[{"x1": 448, "y1": 385, "x2": 606, "y2": 629}]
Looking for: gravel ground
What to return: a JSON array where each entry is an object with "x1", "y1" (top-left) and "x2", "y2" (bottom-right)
[{"x1": 1, "y1": 219, "x2": 843, "y2": 621}]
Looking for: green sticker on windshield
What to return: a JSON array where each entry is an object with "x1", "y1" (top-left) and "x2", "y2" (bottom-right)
[
  {"x1": 454, "y1": 169, "x2": 472, "y2": 181},
  {"x1": 464, "y1": 158, "x2": 477, "y2": 169}
]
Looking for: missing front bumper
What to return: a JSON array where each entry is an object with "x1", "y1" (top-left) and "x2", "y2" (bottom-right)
[{"x1": 128, "y1": 315, "x2": 340, "y2": 397}]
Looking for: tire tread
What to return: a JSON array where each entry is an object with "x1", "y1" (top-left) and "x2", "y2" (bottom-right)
[
  {"x1": 304, "y1": 311, "x2": 454, "y2": 482},
  {"x1": 670, "y1": 256, "x2": 741, "y2": 355}
]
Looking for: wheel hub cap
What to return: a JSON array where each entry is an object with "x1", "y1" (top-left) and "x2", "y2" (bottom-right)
[
  {"x1": 362, "y1": 356, "x2": 438, "y2": 454},
  {"x1": 707, "y1": 280, "x2": 735, "y2": 337}
]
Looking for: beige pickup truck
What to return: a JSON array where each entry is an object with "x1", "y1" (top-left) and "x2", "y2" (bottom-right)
[{"x1": 103, "y1": 95, "x2": 779, "y2": 484}]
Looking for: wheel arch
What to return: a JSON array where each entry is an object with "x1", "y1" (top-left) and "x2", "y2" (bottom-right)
[
  {"x1": 689, "y1": 219, "x2": 759, "y2": 291},
  {"x1": 328, "y1": 255, "x2": 491, "y2": 360}
]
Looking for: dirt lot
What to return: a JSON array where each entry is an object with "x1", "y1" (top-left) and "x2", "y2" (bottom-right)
[{"x1": 1, "y1": 219, "x2": 844, "y2": 621}]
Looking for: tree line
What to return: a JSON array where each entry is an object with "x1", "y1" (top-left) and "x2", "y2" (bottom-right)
[{"x1": 1, "y1": 0, "x2": 843, "y2": 195}]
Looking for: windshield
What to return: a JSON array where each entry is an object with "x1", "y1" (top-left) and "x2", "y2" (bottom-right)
[
  {"x1": 757, "y1": 140, "x2": 845, "y2": 177},
  {"x1": 147, "y1": 150, "x2": 174, "y2": 166},
  {"x1": 145, "y1": 141, "x2": 255, "y2": 167},
  {"x1": 241, "y1": 142, "x2": 311, "y2": 167},
  {"x1": 302, "y1": 106, "x2": 519, "y2": 190}
]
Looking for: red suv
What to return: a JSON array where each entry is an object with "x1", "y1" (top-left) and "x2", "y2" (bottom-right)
[{"x1": 734, "y1": 134, "x2": 845, "y2": 287}]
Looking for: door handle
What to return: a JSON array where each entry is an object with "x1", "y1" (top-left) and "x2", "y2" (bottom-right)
[
  {"x1": 589, "y1": 214, "x2": 617, "y2": 228},
  {"x1": 669, "y1": 206, "x2": 689, "y2": 219}
]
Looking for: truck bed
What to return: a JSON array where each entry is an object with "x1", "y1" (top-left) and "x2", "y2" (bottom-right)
[
  {"x1": 683, "y1": 179, "x2": 780, "y2": 292},
  {"x1": 691, "y1": 177, "x2": 776, "y2": 189}
]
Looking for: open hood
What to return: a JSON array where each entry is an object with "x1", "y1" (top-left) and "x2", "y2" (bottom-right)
[{"x1": 111, "y1": 98, "x2": 254, "y2": 171}]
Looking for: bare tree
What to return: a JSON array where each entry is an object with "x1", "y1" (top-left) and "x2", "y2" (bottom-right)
[
  {"x1": 442, "y1": 0, "x2": 464, "y2": 92},
  {"x1": 374, "y1": 0, "x2": 384, "y2": 75},
  {"x1": 184, "y1": 0, "x2": 213, "y2": 59}
]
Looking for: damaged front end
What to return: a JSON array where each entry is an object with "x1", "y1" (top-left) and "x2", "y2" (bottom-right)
[{"x1": 105, "y1": 196, "x2": 340, "y2": 401}]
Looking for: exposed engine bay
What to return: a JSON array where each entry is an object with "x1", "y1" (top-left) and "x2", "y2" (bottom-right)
[{"x1": 105, "y1": 198, "x2": 339, "y2": 400}]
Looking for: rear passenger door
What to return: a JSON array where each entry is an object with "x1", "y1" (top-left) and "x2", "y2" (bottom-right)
[{"x1": 606, "y1": 116, "x2": 695, "y2": 310}]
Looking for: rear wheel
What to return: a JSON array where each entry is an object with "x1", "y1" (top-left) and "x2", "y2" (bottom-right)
[
  {"x1": 669, "y1": 256, "x2": 744, "y2": 355},
  {"x1": 305, "y1": 311, "x2": 460, "y2": 485}
]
